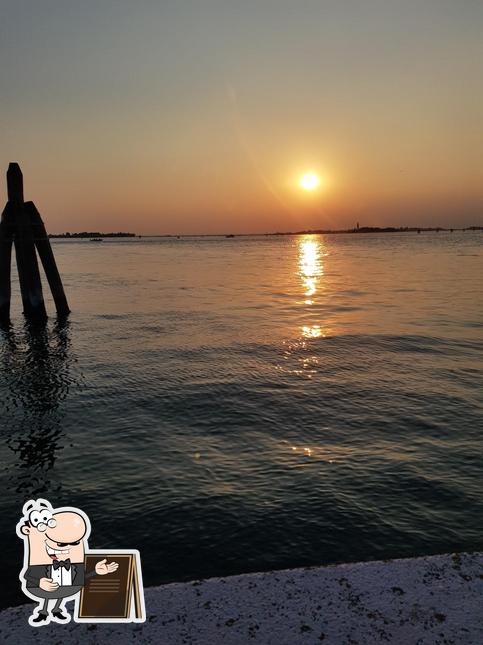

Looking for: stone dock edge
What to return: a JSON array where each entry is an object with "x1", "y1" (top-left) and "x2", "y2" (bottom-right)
[{"x1": 1, "y1": 551, "x2": 482, "y2": 644}]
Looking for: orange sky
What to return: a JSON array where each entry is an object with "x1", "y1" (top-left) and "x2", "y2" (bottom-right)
[{"x1": 1, "y1": 1, "x2": 482, "y2": 234}]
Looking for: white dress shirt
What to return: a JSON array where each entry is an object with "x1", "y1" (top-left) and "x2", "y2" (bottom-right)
[{"x1": 50, "y1": 562, "x2": 73, "y2": 587}]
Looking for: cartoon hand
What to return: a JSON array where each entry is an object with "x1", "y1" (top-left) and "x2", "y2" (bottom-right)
[
  {"x1": 39, "y1": 577, "x2": 59, "y2": 591},
  {"x1": 95, "y1": 558, "x2": 119, "y2": 575}
]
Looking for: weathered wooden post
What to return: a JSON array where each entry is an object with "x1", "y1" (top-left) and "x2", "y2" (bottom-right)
[
  {"x1": 0, "y1": 163, "x2": 69, "y2": 320},
  {"x1": 9, "y1": 163, "x2": 47, "y2": 319},
  {"x1": 0, "y1": 199, "x2": 13, "y2": 321},
  {"x1": 28, "y1": 202, "x2": 70, "y2": 316}
]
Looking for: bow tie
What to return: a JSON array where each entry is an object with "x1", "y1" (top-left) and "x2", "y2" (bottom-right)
[{"x1": 52, "y1": 559, "x2": 71, "y2": 570}]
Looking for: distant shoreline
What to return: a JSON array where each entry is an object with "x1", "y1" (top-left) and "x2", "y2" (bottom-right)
[
  {"x1": 49, "y1": 226, "x2": 482, "y2": 239},
  {"x1": 264, "y1": 225, "x2": 482, "y2": 235},
  {"x1": 49, "y1": 231, "x2": 136, "y2": 238}
]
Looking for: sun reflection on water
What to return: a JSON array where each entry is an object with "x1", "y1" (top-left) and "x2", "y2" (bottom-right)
[
  {"x1": 298, "y1": 236, "x2": 328, "y2": 339},
  {"x1": 299, "y1": 237, "x2": 324, "y2": 300},
  {"x1": 278, "y1": 235, "x2": 331, "y2": 378},
  {"x1": 301, "y1": 324, "x2": 323, "y2": 339}
]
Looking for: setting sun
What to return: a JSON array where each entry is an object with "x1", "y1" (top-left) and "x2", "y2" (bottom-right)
[{"x1": 299, "y1": 173, "x2": 320, "y2": 191}]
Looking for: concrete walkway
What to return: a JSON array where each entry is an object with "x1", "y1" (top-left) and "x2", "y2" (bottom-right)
[{"x1": 1, "y1": 552, "x2": 482, "y2": 644}]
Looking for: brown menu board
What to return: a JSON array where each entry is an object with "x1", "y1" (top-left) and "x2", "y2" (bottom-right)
[{"x1": 77, "y1": 552, "x2": 144, "y2": 621}]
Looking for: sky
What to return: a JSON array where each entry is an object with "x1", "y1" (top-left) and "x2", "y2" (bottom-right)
[{"x1": 1, "y1": 0, "x2": 482, "y2": 234}]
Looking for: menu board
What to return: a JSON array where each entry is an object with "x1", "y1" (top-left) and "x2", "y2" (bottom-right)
[{"x1": 76, "y1": 551, "x2": 145, "y2": 622}]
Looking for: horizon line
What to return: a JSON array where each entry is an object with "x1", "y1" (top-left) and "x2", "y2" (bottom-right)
[{"x1": 48, "y1": 225, "x2": 483, "y2": 239}]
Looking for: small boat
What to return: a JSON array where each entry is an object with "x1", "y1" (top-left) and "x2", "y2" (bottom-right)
[{"x1": 89, "y1": 238, "x2": 103, "y2": 242}]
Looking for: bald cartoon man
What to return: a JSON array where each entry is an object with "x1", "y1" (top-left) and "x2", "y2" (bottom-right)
[{"x1": 16, "y1": 499, "x2": 119, "y2": 626}]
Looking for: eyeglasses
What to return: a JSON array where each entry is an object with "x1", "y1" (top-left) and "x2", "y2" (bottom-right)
[{"x1": 36, "y1": 518, "x2": 57, "y2": 532}]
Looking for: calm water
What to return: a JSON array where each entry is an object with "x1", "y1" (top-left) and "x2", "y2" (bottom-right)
[{"x1": 1, "y1": 232, "x2": 482, "y2": 609}]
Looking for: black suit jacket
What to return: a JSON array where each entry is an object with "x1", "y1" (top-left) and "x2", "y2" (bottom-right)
[{"x1": 24, "y1": 563, "x2": 96, "y2": 588}]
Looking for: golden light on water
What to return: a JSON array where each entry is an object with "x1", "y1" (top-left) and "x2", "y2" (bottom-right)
[
  {"x1": 290, "y1": 445, "x2": 313, "y2": 456},
  {"x1": 298, "y1": 236, "x2": 327, "y2": 339},
  {"x1": 299, "y1": 237, "x2": 324, "y2": 301},
  {"x1": 302, "y1": 325, "x2": 323, "y2": 338},
  {"x1": 278, "y1": 236, "x2": 329, "y2": 379},
  {"x1": 287, "y1": 443, "x2": 338, "y2": 465}
]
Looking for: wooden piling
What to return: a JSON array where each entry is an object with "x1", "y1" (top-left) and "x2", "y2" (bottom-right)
[
  {"x1": 0, "y1": 204, "x2": 13, "y2": 320},
  {"x1": 0, "y1": 162, "x2": 69, "y2": 321},
  {"x1": 7, "y1": 163, "x2": 47, "y2": 320},
  {"x1": 13, "y1": 206, "x2": 47, "y2": 320},
  {"x1": 27, "y1": 202, "x2": 70, "y2": 316}
]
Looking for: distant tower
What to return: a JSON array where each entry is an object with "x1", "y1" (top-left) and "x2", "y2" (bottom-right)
[{"x1": 356, "y1": 221, "x2": 360, "y2": 230}]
